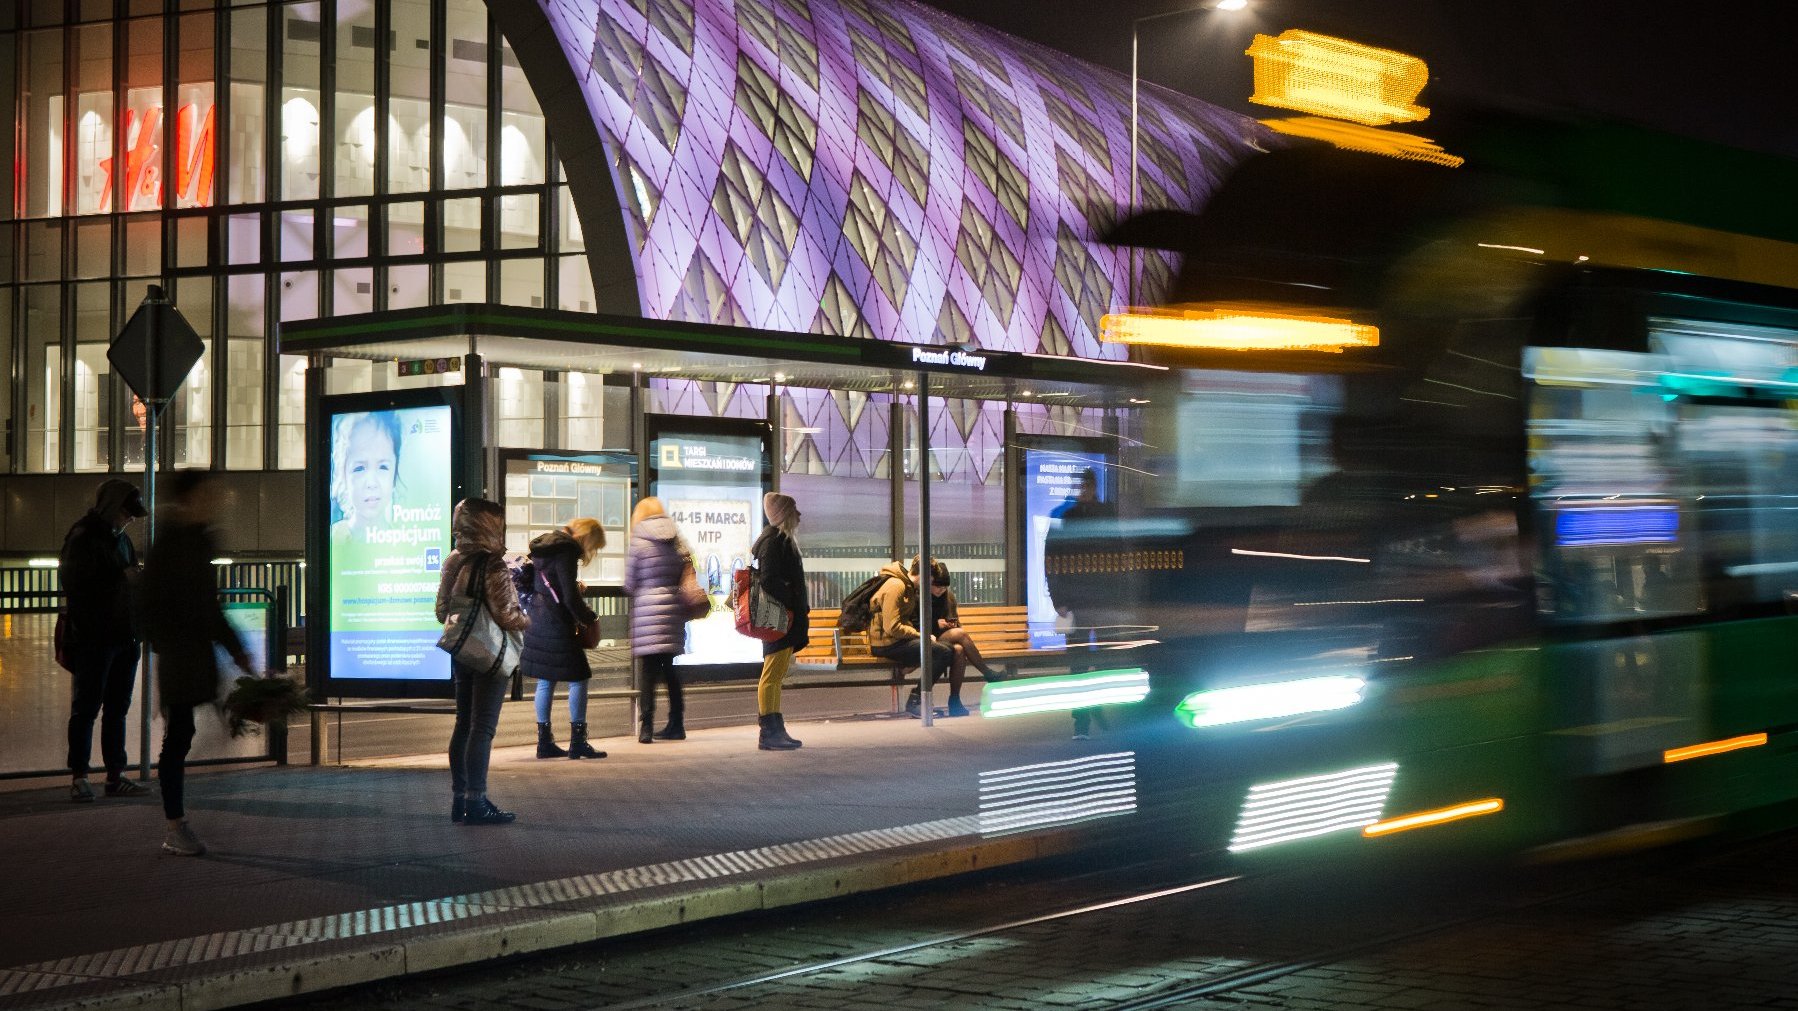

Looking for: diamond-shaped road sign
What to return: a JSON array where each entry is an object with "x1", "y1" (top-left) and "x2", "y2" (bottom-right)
[{"x1": 109, "y1": 285, "x2": 203, "y2": 403}]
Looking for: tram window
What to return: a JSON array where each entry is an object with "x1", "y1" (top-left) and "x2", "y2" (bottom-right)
[
  {"x1": 1652, "y1": 319, "x2": 1798, "y2": 613},
  {"x1": 1525, "y1": 347, "x2": 1705, "y2": 625}
]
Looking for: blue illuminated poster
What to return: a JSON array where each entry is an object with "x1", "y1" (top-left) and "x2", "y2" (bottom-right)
[
  {"x1": 327, "y1": 404, "x2": 455, "y2": 681},
  {"x1": 1024, "y1": 449, "x2": 1110, "y2": 649}
]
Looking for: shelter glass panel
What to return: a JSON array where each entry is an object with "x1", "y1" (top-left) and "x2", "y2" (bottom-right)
[
  {"x1": 902, "y1": 396, "x2": 1005, "y2": 603},
  {"x1": 780, "y1": 388, "x2": 894, "y2": 609}
]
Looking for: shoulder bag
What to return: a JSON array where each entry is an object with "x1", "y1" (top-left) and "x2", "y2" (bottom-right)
[
  {"x1": 676, "y1": 546, "x2": 711, "y2": 621},
  {"x1": 537, "y1": 568, "x2": 601, "y2": 649},
  {"x1": 731, "y1": 565, "x2": 790, "y2": 642},
  {"x1": 436, "y1": 554, "x2": 521, "y2": 676}
]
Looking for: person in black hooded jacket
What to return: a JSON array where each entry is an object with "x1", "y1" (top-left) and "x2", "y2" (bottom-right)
[
  {"x1": 141, "y1": 472, "x2": 251, "y2": 856},
  {"x1": 59, "y1": 478, "x2": 150, "y2": 803},
  {"x1": 517, "y1": 518, "x2": 607, "y2": 760}
]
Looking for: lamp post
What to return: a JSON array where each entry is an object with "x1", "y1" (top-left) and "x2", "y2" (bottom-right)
[{"x1": 1129, "y1": 0, "x2": 1248, "y2": 306}]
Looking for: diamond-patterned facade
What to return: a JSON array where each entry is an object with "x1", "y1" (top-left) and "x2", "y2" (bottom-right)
[{"x1": 535, "y1": 0, "x2": 1258, "y2": 356}]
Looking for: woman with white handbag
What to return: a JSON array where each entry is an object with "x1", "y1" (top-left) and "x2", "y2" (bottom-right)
[{"x1": 434, "y1": 498, "x2": 530, "y2": 826}]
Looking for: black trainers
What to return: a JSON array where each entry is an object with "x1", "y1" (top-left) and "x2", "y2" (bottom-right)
[
  {"x1": 105, "y1": 778, "x2": 150, "y2": 798},
  {"x1": 946, "y1": 699, "x2": 971, "y2": 718}
]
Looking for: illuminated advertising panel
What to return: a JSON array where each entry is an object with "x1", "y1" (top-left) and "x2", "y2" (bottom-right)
[
  {"x1": 318, "y1": 389, "x2": 462, "y2": 695},
  {"x1": 1023, "y1": 443, "x2": 1113, "y2": 649},
  {"x1": 645, "y1": 418, "x2": 770, "y2": 671}
]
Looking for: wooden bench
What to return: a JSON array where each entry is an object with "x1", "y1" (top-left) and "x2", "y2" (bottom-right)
[{"x1": 795, "y1": 604, "x2": 1068, "y2": 710}]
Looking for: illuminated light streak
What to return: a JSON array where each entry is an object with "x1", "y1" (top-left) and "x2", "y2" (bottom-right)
[
  {"x1": 1477, "y1": 243, "x2": 1545, "y2": 255},
  {"x1": 1100, "y1": 306, "x2": 1379, "y2": 353},
  {"x1": 978, "y1": 752, "x2": 1137, "y2": 836},
  {"x1": 980, "y1": 669, "x2": 1150, "y2": 718},
  {"x1": 1230, "y1": 548, "x2": 1371, "y2": 564},
  {"x1": 1291, "y1": 599, "x2": 1423, "y2": 606},
  {"x1": 1363, "y1": 798, "x2": 1504, "y2": 837},
  {"x1": 1176, "y1": 676, "x2": 1366, "y2": 728},
  {"x1": 1725, "y1": 561, "x2": 1798, "y2": 577},
  {"x1": 1260, "y1": 116, "x2": 1464, "y2": 167},
  {"x1": 1229, "y1": 762, "x2": 1397, "y2": 852},
  {"x1": 1662, "y1": 732, "x2": 1768, "y2": 764}
]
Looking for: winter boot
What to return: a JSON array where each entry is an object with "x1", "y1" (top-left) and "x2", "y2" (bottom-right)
[
  {"x1": 758, "y1": 713, "x2": 801, "y2": 751},
  {"x1": 638, "y1": 714, "x2": 654, "y2": 744},
  {"x1": 567, "y1": 722, "x2": 606, "y2": 760},
  {"x1": 653, "y1": 714, "x2": 686, "y2": 740},
  {"x1": 535, "y1": 723, "x2": 567, "y2": 759},
  {"x1": 905, "y1": 686, "x2": 922, "y2": 719},
  {"x1": 771, "y1": 713, "x2": 803, "y2": 749}
]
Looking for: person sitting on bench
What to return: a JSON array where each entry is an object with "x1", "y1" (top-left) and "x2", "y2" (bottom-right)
[
  {"x1": 924, "y1": 560, "x2": 1014, "y2": 684},
  {"x1": 868, "y1": 558, "x2": 968, "y2": 717}
]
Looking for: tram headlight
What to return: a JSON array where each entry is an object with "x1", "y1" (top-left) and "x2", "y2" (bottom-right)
[{"x1": 1175, "y1": 675, "x2": 1366, "y2": 729}]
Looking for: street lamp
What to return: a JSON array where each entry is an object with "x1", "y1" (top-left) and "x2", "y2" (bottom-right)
[{"x1": 1129, "y1": 1, "x2": 1250, "y2": 305}]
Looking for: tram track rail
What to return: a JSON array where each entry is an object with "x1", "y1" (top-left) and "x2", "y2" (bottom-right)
[{"x1": 595, "y1": 845, "x2": 1654, "y2": 1011}]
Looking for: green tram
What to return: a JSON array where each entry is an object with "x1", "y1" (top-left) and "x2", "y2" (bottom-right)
[{"x1": 1092, "y1": 115, "x2": 1798, "y2": 862}]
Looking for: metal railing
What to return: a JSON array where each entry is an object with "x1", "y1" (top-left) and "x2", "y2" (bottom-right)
[{"x1": 1, "y1": 558, "x2": 306, "y2": 628}]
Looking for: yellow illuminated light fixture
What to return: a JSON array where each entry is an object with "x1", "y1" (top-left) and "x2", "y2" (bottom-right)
[
  {"x1": 1662, "y1": 732, "x2": 1768, "y2": 764},
  {"x1": 1099, "y1": 306, "x2": 1379, "y2": 353},
  {"x1": 1246, "y1": 29, "x2": 1462, "y2": 168},
  {"x1": 1362, "y1": 798, "x2": 1503, "y2": 837},
  {"x1": 1247, "y1": 30, "x2": 1430, "y2": 126}
]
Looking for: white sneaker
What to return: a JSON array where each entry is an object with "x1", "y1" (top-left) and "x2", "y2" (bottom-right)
[{"x1": 162, "y1": 820, "x2": 206, "y2": 856}]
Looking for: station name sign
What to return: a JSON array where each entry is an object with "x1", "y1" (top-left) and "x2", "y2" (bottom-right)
[{"x1": 910, "y1": 346, "x2": 988, "y2": 371}]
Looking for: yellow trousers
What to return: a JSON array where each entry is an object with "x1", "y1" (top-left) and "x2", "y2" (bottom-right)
[{"x1": 758, "y1": 648, "x2": 792, "y2": 715}]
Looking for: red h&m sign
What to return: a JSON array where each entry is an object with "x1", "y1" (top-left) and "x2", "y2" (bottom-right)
[{"x1": 98, "y1": 101, "x2": 216, "y2": 212}]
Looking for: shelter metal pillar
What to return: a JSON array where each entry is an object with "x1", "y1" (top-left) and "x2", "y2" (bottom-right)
[{"x1": 917, "y1": 370, "x2": 934, "y2": 728}]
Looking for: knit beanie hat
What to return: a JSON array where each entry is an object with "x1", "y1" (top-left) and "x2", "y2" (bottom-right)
[{"x1": 763, "y1": 491, "x2": 798, "y2": 528}]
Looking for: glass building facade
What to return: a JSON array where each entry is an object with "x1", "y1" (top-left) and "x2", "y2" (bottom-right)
[
  {"x1": 0, "y1": 0, "x2": 1252, "y2": 561},
  {"x1": 0, "y1": 0, "x2": 587, "y2": 481}
]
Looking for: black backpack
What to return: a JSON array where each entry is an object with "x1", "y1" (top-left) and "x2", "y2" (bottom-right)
[{"x1": 836, "y1": 573, "x2": 892, "y2": 633}]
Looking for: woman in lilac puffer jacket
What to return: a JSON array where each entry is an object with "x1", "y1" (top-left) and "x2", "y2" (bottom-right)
[{"x1": 624, "y1": 497, "x2": 690, "y2": 744}]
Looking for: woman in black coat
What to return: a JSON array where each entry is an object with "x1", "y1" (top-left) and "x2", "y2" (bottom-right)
[
  {"x1": 750, "y1": 492, "x2": 808, "y2": 751},
  {"x1": 517, "y1": 518, "x2": 606, "y2": 760}
]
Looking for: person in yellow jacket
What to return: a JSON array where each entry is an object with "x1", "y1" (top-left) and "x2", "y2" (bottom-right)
[{"x1": 868, "y1": 559, "x2": 967, "y2": 717}]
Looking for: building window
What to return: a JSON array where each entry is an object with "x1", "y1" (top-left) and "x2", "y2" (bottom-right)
[
  {"x1": 280, "y1": 2, "x2": 321, "y2": 203},
  {"x1": 227, "y1": 6, "x2": 267, "y2": 205},
  {"x1": 225, "y1": 272, "x2": 265, "y2": 470},
  {"x1": 72, "y1": 281, "x2": 111, "y2": 472}
]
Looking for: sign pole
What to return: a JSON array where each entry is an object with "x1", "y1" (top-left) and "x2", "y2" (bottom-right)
[
  {"x1": 107, "y1": 282, "x2": 202, "y2": 780},
  {"x1": 138, "y1": 398, "x2": 165, "y2": 781}
]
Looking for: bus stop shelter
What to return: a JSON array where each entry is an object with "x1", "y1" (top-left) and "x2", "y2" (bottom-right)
[{"x1": 280, "y1": 305, "x2": 1161, "y2": 724}]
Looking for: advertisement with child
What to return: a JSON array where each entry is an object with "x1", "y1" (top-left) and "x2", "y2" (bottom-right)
[{"x1": 327, "y1": 404, "x2": 456, "y2": 682}]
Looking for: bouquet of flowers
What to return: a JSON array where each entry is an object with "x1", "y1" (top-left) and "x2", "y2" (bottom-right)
[{"x1": 222, "y1": 674, "x2": 311, "y2": 739}]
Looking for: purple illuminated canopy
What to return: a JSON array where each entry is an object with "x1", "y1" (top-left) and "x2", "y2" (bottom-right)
[{"x1": 532, "y1": 0, "x2": 1259, "y2": 359}]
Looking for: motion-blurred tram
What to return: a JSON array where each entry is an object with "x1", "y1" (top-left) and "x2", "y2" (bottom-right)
[{"x1": 1083, "y1": 113, "x2": 1798, "y2": 861}]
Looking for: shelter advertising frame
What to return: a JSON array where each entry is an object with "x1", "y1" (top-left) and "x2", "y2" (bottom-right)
[
  {"x1": 309, "y1": 385, "x2": 470, "y2": 699},
  {"x1": 643, "y1": 413, "x2": 773, "y2": 680},
  {"x1": 1016, "y1": 434, "x2": 1118, "y2": 648}
]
